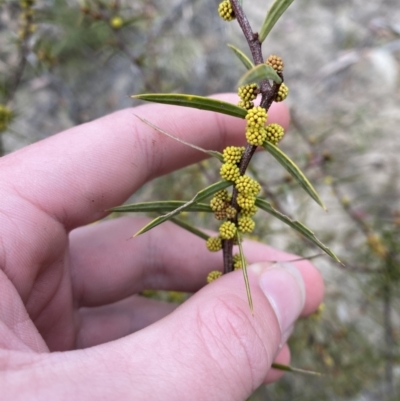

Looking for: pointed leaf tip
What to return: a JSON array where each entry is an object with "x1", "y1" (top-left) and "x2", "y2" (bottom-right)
[
  {"x1": 259, "y1": 0, "x2": 296, "y2": 43},
  {"x1": 255, "y1": 198, "x2": 341, "y2": 263},
  {"x1": 227, "y1": 44, "x2": 254, "y2": 70},
  {"x1": 134, "y1": 114, "x2": 224, "y2": 161},
  {"x1": 271, "y1": 362, "x2": 322, "y2": 376},
  {"x1": 262, "y1": 141, "x2": 326, "y2": 209}
]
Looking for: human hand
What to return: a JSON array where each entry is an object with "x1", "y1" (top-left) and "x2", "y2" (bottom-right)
[{"x1": 0, "y1": 94, "x2": 324, "y2": 400}]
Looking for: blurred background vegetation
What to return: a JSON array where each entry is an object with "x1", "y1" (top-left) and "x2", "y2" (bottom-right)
[{"x1": 1, "y1": 0, "x2": 399, "y2": 400}]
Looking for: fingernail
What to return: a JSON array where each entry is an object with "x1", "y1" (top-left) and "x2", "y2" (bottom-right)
[{"x1": 249, "y1": 262, "x2": 305, "y2": 340}]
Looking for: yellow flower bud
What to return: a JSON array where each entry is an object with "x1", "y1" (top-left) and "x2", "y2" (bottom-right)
[
  {"x1": 266, "y1": 54, "x2": 284, "y2": 72},
  {"x1": 245, "y1": 106, "x2": 267, "y2": 127},
  {"x1": 237, "y1": 193, "x2": 256, "y2": 210},
  {"x1": 240, "y1": 204, "x2": 258, "y2": 217},
  {"x1": 207, "y1": 270, "x2": 223, "y2": 283},
  {"x1": 206, "y1": 237, "x2": 223, "y2": 252},
  {"x1": 220, "y1": 162, "x2": 241, "y2": 182},
  {"x1": 238, "y1": 83, "x2": 258, "y2": 101},
  {"x1": 238, "y1": 216, "x2": 255, "y2": 233},
  {"x1": 265, "y1": 123, "x2": 285, "y2": 145},
  {"x1": 235, "y1": 175, "x2": 261, "y2": 196},
  {"x1": 225, "y1": 205, "x2": 237, "y2": 219},
  {"x1": 210, "y1": 196, "x2": 226, "y2": 212},
  {"x1": 110, "y1": 16, "x2": 124, "y2": 29},
  {"x1": 233, "y1": 253, "x2": 246, "y2": 270},
  {"x1": 219, "y1": 221, "x2": 237, "y2": 240},
  {"x1": 218, "y1": 0, "x2": 235, "y2": 21},
  {"x1": 222, "y1": 146, "x2": 245, "y2": 164},
  {"x1": 275, "y1": 83, "x2": 289, "y2": 102},
  {"x1": 246, "y1": 126, "x2": 267, "y2": 146}
]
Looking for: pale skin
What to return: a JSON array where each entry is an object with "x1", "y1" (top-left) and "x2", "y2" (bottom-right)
[{"x1": 0, "y1": 94, "x2": 324, "y2": 400}]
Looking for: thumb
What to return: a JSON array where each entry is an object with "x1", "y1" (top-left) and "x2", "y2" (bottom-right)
[
  {"x1": 132, "y1": 262, "x2": 306, "y2": 400},
  {"x1": 15, "y1": 263, "x2": 305, "y2": 401}
]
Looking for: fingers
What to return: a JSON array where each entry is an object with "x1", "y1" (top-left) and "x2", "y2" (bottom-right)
[
  {"x1": 76, "y1": 296, "x2": 177, "y2": 349},
  {"x1": 69, "y1": 216, "x2": 223, "y2": 307},
  {"x1": 16, "y1": 263, "x2": 305, "y2": 400},
  {"x1": 69, "y1": 216, "x2": 324, "y2": 318},
  {"x1": 0, "y1": 95, "x2": 289, "y2": 231}
]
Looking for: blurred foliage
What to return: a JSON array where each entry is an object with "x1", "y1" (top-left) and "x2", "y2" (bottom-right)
[{"x1": 1, "y1": 0, "x2": 399, "y2": 400}]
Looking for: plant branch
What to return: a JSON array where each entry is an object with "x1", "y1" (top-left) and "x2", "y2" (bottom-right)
[
  {"x1": 223, "y1": 1, "x2": 282, "y2": 272},
  {"x1": 229, "y1": 0, "x2": 263, "y2": 65}
]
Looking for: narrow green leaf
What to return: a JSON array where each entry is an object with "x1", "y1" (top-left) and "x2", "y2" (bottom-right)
[
  {"x1": 259, "y1": 0, "x2": 296, "y2": 43},
  {"x1": 238, "y1": 64, "x2": 282, "y2": 87},
  {"x1": 271, "y1": 362, "x2": 322, "y2": 376},
  {"x1": 262, "y1": 141, "x2": 326, "y2": 210},
  {"x1": 132, "y1": 93, "x2": 247, "y2": 119},
  {"x1": 134, "y1": 114, "x2": 223, "y2": 162},
  {"x1": 109, "y1": 201, "x2": 212, "y2": 213},
  {"x1": 133, "y1": 181, "x2": 232, "y2": 237},
  {"x1": 169, "y1": 217, "x2": 209, "y2": 240},
  {"x1": 255, "y1": 198, "x2": 341, "y2": 263},
  {"x1": 227, "y1": 44, "x2": 254, "y2": 70},
  {"x1": 237, "y1": 233, "x2": 254, "y2": 314},
  {"x1": 270, "y1": 253, "x2": 324, "y2": 264}
]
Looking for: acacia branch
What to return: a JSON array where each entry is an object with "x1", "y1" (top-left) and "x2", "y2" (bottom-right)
[{"x1": 223, "y1": 0, "x2": 282, "y2": 272}]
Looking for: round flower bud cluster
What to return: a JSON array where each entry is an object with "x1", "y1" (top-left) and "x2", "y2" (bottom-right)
[
  {"x1": 223, "y1": 146, "x2": 245, "y2": 164},
  {"x1": 214, "y1": 189, "x2": 230, "y2": 201},
  {"x1": 245, "y1": 107, "x2": 268, "y2": 146},
  {"x1": 237, "y1": 193, "x2": 256, "y2": 211},
  {"x1": 265, "y1": 123, "x2": 285, "y2": 145},
  {"x1": 246, "y1": 106, "x2": 267, "y2": 127},
  {"x1": 238, "y1": 83, "x2": 258, "y2": 101},
  {"x1": 233, "y1": 253, "x2": 246, "y2": 270},
  {"x1": 238, "y1": 100, "x2": 254, "y2": 110},
  {"x1": 238, "y1": 216, "x2": 255, "y2": 233},
  {"x1": 237, "y1": 83, "x2": 258, "y2": 110},
  {"x1": 235, "y1": 175, "x2": 261, "y2": 197},
  {"x1": 220, "y1": 162, "x2": 241, "y2": 182},
  {"x1": 266, "y1": 54, "x2": 284, "y2": 72},
  {"x1": 240, "y1": 204, "x2": 257, "y2": 218},
  {"x1": 206, "y1": 237, "x2": 223, "y2": 252},
  {"x1": 275, "y1": 83, "x2": 289, "y2": 102},
  {"x1": 219, "y1": 221, "x2": 237, "y2": 239},
  {"x1": 210, "y1": 196, "x2": 226, "y2": 212},
  {"x1": 207, "y1": 270, "x2": 222, "y2": 283},
  {"x1": 218, "y1": 0, "x2": 235, "y2": 21},
  {"x1": 225, "y1": 205, "x2": 237, "y2": 219},
  {"x1": 214, "y1": 210, "x2": 227, "y2": 220},
  {"x1": 213, "y1": 208, "x2": 229, "y2": 221},
  {"x1": 110, "y1": 16, "x2": 124, "y2": 29},
  {"x1": 210, "y1": 190, "x2": 232, "y2": 220},
  {"x1": 246, "y1": 126, "x2": 267, "y2": 146},
  {"x1": 0, "y1": 105, "x2": 12, "y2": 132}
]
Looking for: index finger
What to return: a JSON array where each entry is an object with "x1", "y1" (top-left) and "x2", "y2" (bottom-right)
[{"x1": 0, "y1": 94, "x2": 289, "y2": 230}]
